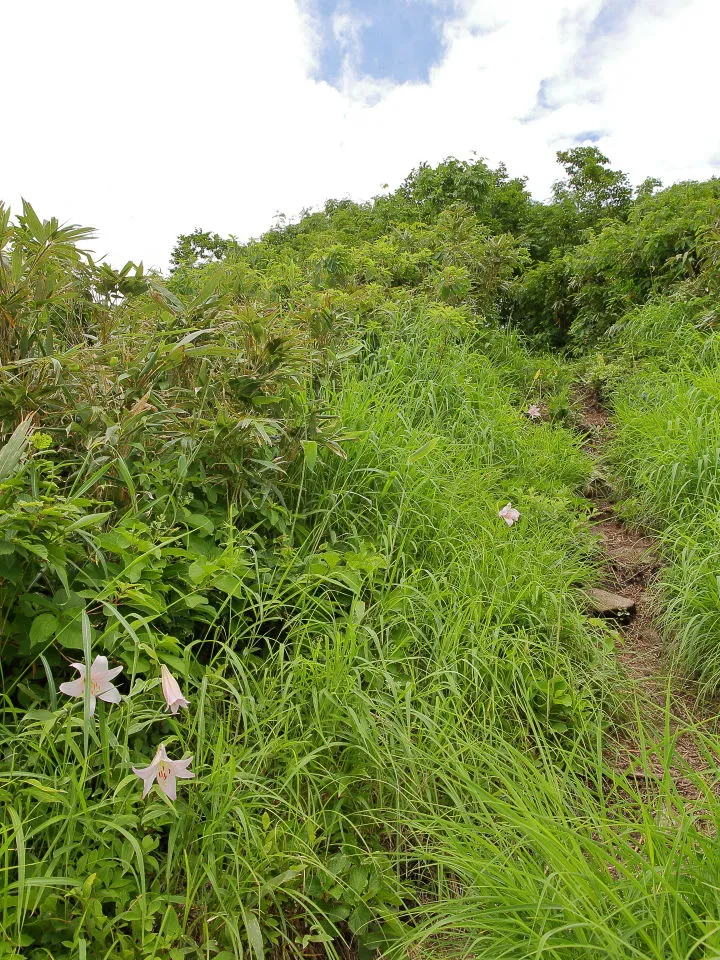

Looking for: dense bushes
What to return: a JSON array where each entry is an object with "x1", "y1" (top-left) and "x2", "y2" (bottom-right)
[
  {"x1": 170, "y1": 149, "x2": 720, "y2": 352},
  {"x1": 506, "y1": 179, "x2": 720, "y2": 347},
  {"x1": 0, "y1": 277, "x2": 348, "y2": 693},
  {"x1": 564, "y1": 180, "x2": 720, "y2": 344}
]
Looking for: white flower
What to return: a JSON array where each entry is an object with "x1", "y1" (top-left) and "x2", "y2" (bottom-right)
[
  {"x1": 132, "y1": 744, "x2": 195, "y2": 801},
  {"x1": 59, "y1": 655, "x2": 123, "y2": 716},
  {"x1": 527, "y1": 404, "x2": 542, "y2": 420},
  {"x1": 499, "y1": 503, "x2": 520, "y2": 526},
  {"x1": 160, "y1": 664, "x2": 190, "y2": 715}
]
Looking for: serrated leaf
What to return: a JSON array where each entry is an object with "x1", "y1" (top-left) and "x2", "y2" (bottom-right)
[
  {"x1": 348, "y1": 865, "x2": 368, "y2": 895},
  {"x1": 348, "y1": 904, "x2": 373, "y2": 935}
]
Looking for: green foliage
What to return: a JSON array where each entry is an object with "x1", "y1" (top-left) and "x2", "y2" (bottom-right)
[
  {"x1": 0, "y1": 200, "x2": 154, "y2": 364},
  {"x1": 605, "y1": 296, "x2": 719, "y2": 366},
  {"x1": 4, "y1": 148, "x2": 720, "y2": 958},
  {"x1": 506, "y1": 255, "x2": 573, "y2": 345},
  {"x1": 399, "y1": 155, "x2": 533, "y2": 234},
  {"x1": 552, "y1": 146, "x2": 633, "y2": 227},
  {"x1": 610, "y1": 360, "x2": 720, "y2": 691},
  {"x1": 171, "y1": 154, "x2": 720, "y2": 351},
  {"x1": 169, "y1": 228, "x2": 238, "y2": 270},
  {"x1": 593, "y1": 180, "x2": 720, "y2": 694},
  {"x1": 565, "y1": 179, "x2": 720, "y2": 344}
]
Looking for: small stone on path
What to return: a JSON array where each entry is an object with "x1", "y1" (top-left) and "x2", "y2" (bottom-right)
[{"x1": 585, "y1": 587, "x2": 636, "y2": 618}]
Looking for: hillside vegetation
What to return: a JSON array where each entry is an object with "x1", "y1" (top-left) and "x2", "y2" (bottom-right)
[{"x1": 2, "y1": 149, "x2": 720, "y2": 959}]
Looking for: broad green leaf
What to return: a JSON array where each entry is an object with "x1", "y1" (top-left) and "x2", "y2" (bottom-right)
[
  {"x1": 29, "y1": 613, "x2": 59, "y2": 647},
  {"x1": 301, "y1": 439, "x2": 318, "y2": 471}
]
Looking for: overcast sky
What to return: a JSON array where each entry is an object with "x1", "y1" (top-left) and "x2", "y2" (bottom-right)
[{"x1": 3, "y1": 0, "x2": 719, "y2": 270}]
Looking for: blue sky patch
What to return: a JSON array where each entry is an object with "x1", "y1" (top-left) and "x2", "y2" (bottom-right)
[
  {"x1": 310, "y1": 0, "x2": 459, "y2": 86},
  {"x1": 573, "y1": 130, "x2": 605, "y2": 143},
  {"x1": 584, "y1": 0, "x2": 639, "y2": 47}
]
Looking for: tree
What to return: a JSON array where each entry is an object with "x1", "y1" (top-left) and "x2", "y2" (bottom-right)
[
  {"x1": 170, "y1": 228, "x2": 237, "y2": 271},
  {"x1": 552, "y1": 146, "x2": 632, "y2": 226},
  {"x1": 399, "y1": 156, "x2": 533, "y2": 235}
]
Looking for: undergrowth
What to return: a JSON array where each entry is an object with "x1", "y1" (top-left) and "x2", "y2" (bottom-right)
[
  {"x1": 3, "y1": 155, "x2": 720, "y2": 959},
  {"x1": 610, "y1": 353, "x2": 720, "y2": 693}
]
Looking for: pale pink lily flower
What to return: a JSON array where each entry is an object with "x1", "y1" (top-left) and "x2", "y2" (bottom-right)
[
  {"x1": 59, "y1": 655, "x2": 123, "y2": 716},
  {"x1": 132, "y1": 744, "x2": 195, "y2": 801},
  {"x1": 499, "y1": 503, "x2": 520, "y2": 526},
  {"x1": 161, "y1": 664, "x2": 190, "y2": 715},
  {"x1": 527, "y1": 404, "x2": 542, "y2": 420}
]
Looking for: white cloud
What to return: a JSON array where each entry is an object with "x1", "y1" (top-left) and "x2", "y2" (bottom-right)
[{"x1": 2, "y1": 0, "x2": 718, "y2": 270}]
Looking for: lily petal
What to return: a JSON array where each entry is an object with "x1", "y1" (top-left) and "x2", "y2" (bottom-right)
[
  {"x1": 156, "y1": 768, "x2": 177, "y2": 801},
  {"x1": 132, "y1": 744, "x2": 194, "y2": 801},
  {"x1": 59, "y1": 678, "x2": 86, "y2": 698},
  {"x1": 173, "y1": 757, "x2": 195, "y2": 779},
  {"x1": 132, "y1": 764, "x2": 160, "y2": 799},
  {"x1": 59, "y1": 655, "x2": 124, "y2": 713},
  {"x1": 161, "y1": 665, "x2": 190, "y2": 714},
  {"x1": 132, "y1": 747, "x2": 163, "y2": 799},
  {"x1": 98, "y1": 687, "x2": 122, "y2": 705},
  {"x1": 91, "y1": 655, "x2": 110, "y2": 675},
  {"x1": 499, "y1": 503, "x2": 520, "y2": 526}
]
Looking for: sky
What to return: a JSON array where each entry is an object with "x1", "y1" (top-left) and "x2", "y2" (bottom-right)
[{"x1": 2, "y1": 0, "x2": 719, "y2": 270}]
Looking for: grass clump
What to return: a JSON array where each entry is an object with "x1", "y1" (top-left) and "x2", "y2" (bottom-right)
[{"x1": 610, "y1": 358, "x2": 720, "y2": 692}]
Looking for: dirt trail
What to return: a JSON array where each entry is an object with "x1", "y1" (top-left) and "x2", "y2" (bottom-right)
[{"x1": 577, "y1": 390, "x2": 717, "y2": 800}]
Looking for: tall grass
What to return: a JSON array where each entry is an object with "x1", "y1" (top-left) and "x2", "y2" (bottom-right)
[{"x1": 609, "y1": 355, "x2": 720, "y2": 691}]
